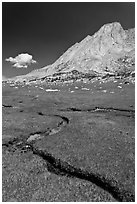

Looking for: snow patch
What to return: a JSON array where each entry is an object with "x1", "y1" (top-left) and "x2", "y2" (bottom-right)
[{"x1": 46, "y1": 89, "x2": 60, "y2": 92}]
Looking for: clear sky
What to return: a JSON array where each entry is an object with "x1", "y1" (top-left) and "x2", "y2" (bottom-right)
[{"x1": 2, "y1": 2, "x2": 135, "y2": 78}]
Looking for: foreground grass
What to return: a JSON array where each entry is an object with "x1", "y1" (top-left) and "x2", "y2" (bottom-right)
[{"x1": 2, "y1": 79, "x2": 135, "y2": 201}]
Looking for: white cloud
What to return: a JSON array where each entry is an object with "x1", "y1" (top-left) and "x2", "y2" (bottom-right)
[{"x1": 5, "y1": 53, "x2": 37, "y2": 68}]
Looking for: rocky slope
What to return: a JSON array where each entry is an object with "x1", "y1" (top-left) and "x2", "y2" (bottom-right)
[{"x1": 8, "y1": 22, "x2": 135, "y2": 83}]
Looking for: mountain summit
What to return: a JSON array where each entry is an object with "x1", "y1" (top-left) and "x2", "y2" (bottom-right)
[{"x1": 10, "y1": 22, "x2": 135, "y2": 82}]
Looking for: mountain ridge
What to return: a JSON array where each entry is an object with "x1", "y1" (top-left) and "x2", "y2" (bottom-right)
[{"x1": 7, "y1": 22, "x2": 135, "y2": 83}]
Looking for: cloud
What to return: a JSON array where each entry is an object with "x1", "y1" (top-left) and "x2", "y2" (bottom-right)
[{"x1": 5, "y1": 53, "x2": 37, "y2": 68}]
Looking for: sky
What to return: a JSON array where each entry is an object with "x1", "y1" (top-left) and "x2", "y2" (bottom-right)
[{"x1": 2, "y1": 2, "x2": 135, "y2": 78}]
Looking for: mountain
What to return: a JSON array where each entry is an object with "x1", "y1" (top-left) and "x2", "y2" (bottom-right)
[{"x1": 8, "y1": 22, "x2": 135, "y2": 83}]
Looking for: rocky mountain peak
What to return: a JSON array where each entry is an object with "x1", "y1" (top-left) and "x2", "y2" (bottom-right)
[
  {"x1": 44, "y1": 22, "x2": 134, "y2": 75},
  {"x1": 92, "y1": 22, "x2": 126, "y2": 53},
  {"x1": 96, "y1": 22, "x2": 126, "y2": 40},
  {"x1": 7, "y1": 22, "x2": 135, "y2": 83}
]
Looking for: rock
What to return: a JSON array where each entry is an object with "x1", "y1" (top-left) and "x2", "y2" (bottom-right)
[
  {"x1": 117, "y1": 86, "x2": 122, "y2": 89},
  {"x1": 27, "y1": 134, "x2": 41, "y2": 142}
]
